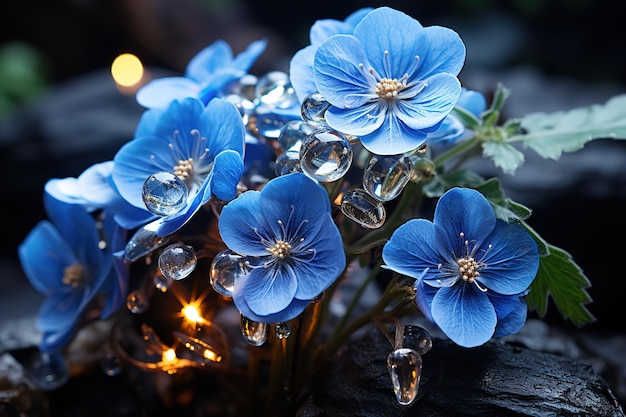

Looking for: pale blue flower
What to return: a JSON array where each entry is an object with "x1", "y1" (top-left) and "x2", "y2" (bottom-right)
[
  {"x1": 297, "y1": 7, "x2": 465, "y2": 155},
  {"x1": 382, "y1": 187, "x2": 539, "y2": 347},
  {"x1": 289, "y1": 7, "x2": 374, "y2": 103},
  {"x1": 427, "y1": 87, "x2": 487, "y2": 146},
  {"x1": 218, "y1": 173, "x2": 346, "y2": 322},
  {"x1": 136, "y1": 39, "x2": 267, "y2": 109},
  {"x1": 112, "y1": 97, "x2": 245, "y2": 237},
  {"x1": 18, "y1": 191, "x2": 127, "y2": 352}
]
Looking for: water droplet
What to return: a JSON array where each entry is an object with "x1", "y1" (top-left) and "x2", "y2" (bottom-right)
[
  {"x1": 274, "y1": 148, "x2": 303, "y2": 177},
  {"x1": 124, "y1": 220, "x2": 170, "y2": 261},
  {"x1": 28, "y1": 351, "x2": 69, "y2": 390},
  {"x1": 274, "y1": 322, "x2": 291, "y2": 339},
  {"x1": 153, "y1": 272, "x2": 172, "y2": 292},
  {"x1": 387, "y1": 348, "x2": 422, "y2": 406},
  {"x1": 222, "y1": 73, "x2": 258, "y2": 101},
  {"x1": 363, "y1": 154, "x2": 412, "y2": 202},
  {"x1": 173, "y1": 323, "x2": 230, "y2": 367},
  {"x1": 301, "y1": 92, "x2": 331, "y2": 129},
  {"x1": 403, "y1": 325, "x2": 433, "y2": 355},
  {"x1": 248, "y1": 103, "x2": 297, "y2": 140},
  {"x1": 405, "y1": 152, "x2": 436, "y2": 183},
  {"x1": 142, "y1": 171, "x2": 188, "y2": 216},
  {"x1": 100, "y1": 352, "x2": 123, "y2": 376},
  {"x1": 158, "y1": 243, "x2": 197, "y2": 280},
  {"x1": 255, "y1": 71, "x2": 298, "y2": 109},
  {"x1": 209, "y1": 249, "x2": 250, "y2": 297},
  {"x1": 126, "y1": 290, "x2": 149, "y2": 313},
  {"x1": 224, "y1": 93, "x2": 255, "y2": 125},
  {"x1": 240, "y1": 314, "x2": 268, "y2": 346},
  {"x1": 340, "y1": 188, "x2": 386, "y2": 229},
  {"x1": 278, "y1": 119, "x2": 315, "y2": 151},
  {"x1": 300, "y1": 128, "x2": 353, "y2": 182}
]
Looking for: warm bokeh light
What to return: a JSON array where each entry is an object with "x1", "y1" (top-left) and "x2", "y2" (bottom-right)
[
  {"x1": 111, "y1": 53, "x2": 144, "y2": 87},
  {"x1": 162, "y1": 348, "x2": 177, "y2": 363},
  {"x1": 181, "y1": 304, "x2": 203, "y2": 324}
]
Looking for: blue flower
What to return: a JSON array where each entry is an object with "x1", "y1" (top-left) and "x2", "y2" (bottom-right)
[
  {"x1": 136, "y1": 39, "x2": 267, "y2": 109},
  {"x1": 300, "y1": 7, "x2": 465, "y2": 155},
  {"x1": 17, "y1": 190, "x2": 126, "y2": 352},
  {"x1": 112, "y1": 97, "x2": 245, "y2": 237},
  {"x1": 382, "y1": 187, "x2": 539, "y2": 347},
  {"x1": 289, "y1": 7, "x2": 373, "y2": 103},
  {"x1": 427, "y1": 87, "x2": 487, "y2": 146},
  {"x1": 218, "y1": 172, "x2": 346, "y2": 323}
]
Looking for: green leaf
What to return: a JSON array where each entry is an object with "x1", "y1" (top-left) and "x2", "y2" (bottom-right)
[
  {"x1": 525, "y1": 244, "x2": 595, "y2": 326},
  {"x1": 475, "y1": 178, "x2": 533, "y2": 222},
  {"x1": 513, "y1": 94, "x2": 626, "y2": 160},
  {"x1": 482, "y1": 141, "x2": 525, "y2": 175}
]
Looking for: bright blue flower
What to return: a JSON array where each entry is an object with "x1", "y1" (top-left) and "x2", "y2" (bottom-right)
[
  {"x1": 289, "y1": 7, "x2": 374, "y2": 103},
  {"x1": 136, "y1": 39, "x2": 267, "y2": 109},
  {"x1": 427, "y1": 87, "x2": 487, "y2": 146},
  {"x1": 382, "y1": 187, "x2": 539, "y2": 348},
  {"x1": 17, "y1": 190, "x2": 127, "y2": 352},
  {"x1": 218, "y1": 172, "x2": 346, "y2": 323},
  {"x1": 299, "y1": 7, "x2": 465, "y2": 156},
  {"x1": 112, "y1": 97, "x2": 245, "y2": 237}
]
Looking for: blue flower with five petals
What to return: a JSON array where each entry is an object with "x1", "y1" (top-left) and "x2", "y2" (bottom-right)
[
  {"x1": 112, "y1": 97, "x2": 245, "y2": 237},
  {"x1": 18, "y1": 190, "x2": 127, "y2": 352},
  {"x1": 382, "y1": 187, "x2": 539, "y2": 348},
  {"x1": 136, "y1": 39, "x2": 267, "y2": 109},
  {"x1": 218, "y1": 172, "x2": 346, "y2": 323},
  {"x1": 299, "y1": 7, "x2": 465, "y2": 155}
]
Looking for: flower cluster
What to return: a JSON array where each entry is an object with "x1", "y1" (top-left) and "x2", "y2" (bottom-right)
[{"x1": 18, "y1": 5, "x2": 610, "y2": 415}]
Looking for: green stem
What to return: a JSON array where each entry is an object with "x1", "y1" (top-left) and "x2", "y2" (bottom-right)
[
  {"x1": 432, "y1": 135, "x2": 482, "y2": 169},
  {"x1": 334, "y1": 262, "x2": 381, "y2": 334}
]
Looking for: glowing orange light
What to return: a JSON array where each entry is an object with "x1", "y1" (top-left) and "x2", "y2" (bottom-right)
[
  {"x1": 111, "y1": 53, "x2": 144, "y2": 87},
  {"x1": 181, "y1": 304, "x2": 203, "y2": 324},
  {"x1": 162, "y1": 348, "x2": 177, "y2": 363}
]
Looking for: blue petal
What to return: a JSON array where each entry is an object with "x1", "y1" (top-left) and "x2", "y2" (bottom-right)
[
  {"x1": 477, "y1": 221, "x2": 540, "y2": 294},
  {"x1": 433, "y1": 188, "x2": 495, "y2": 265},
  {"x1": 155, "y1": 176, "x2": 211, "y2": 237},
  {"x1": 231, "y1": 39, "x2": 268, "y2": 71},
  {"x1": 202, "y1": 98, "x2": 245, "y2": 159},
  {"x1": 324, "y1": 102, "x2": 384, "y2": 136},
  {"x1": 136, "y1": 77, "x2": 200, "y2": 109},
  {"x1": 218, "y1": 190, "x2": 272, "y2": 256},
  {"x1": 394, "y1": 73, "x2": 461, "y2": 129},
  {"x1": 44, "y1": 178, "x2": 91, "y2": 208},
  {"x1": 492, "y1": 295, "x2": 528, "y2": 337},
  {"x1": 209, "y1": 150, "x2": 244, "y2": 201},
  {"x1": 238, "y1": 263, "x2": 298, "y2": 316},
  {"x1": 314, "y1": 35, "x2": 373, "y2": 109},
  {"x1": 186, "y1": 40, "x2": 233, "y2": 81},
  {"x1": 457, "y1": 88, "x2": 487, "y2": 116},
  {"x1": 419, "y1": 26, "x2": 466, "y2": 78},
  {"x1": 233, "y1": 286, "x2": 310, "y2": 323},
  {"x1": 353, "y1": 7, "x2": 428, "y2": 79},
  {"x1": 382, "y1": 219, "x2": 440, "y2": 281},
  {"x1": 77, "y1": 161, "x2": 119, "y2": 207},
  {"x1": 357, "y1": 110, "x2": 427, "y2": 155},
  {"x1": 37, "y1": 291, "x2": 85, "y2": 332},
  {"x1": 413, "y1": 278, "x2": 438, "y2": 323},
  {"x1": 40, "y1": 327, "x2": 78, "y2": 353},
  {"x1": 289, "y1": 46, "x2": 318, "y2": 103},
  {"x1": 18, "y1": 221, "x2": 77, "y2": 295},
  {"x1": 292, "y1": 217, "x2": 346, "y2": 299},
  {"x1": 431, "y1": 284, "x2": 497, "y2": 347}
]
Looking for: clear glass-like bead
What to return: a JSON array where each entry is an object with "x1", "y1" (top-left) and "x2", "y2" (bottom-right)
[
  {"x1": 275, "y1": 147, "x2": 303, "y2": 177},
  {"x1": 209, "y1": 249, "x2": 250, "y2": 297},
  {"x1": 403, "y1": 325, "x2": 433, "y2": 355},
  {"x1": 173, "y1": 323, "x2": 229, "y2": 367},
  {"x1": 126, "y1": 289, "x2": 149, "y2": 313},
  {"x1": 301, "y1": 92, "x2": 331, "y2": 129},
  {"x1": 300, "y1": 128, "x2": 353, "y2": 182},
  {"x1": 142, "y1": 171, "x2": 188, "y2": 216},
  {"x1": 340, "y1": 188, "x2": 386, "y2": 229},
  {"x1": 274, "y1": 322, "x2": 291, "y2": 339},
  {"x1": 278, "y1": 119, "x2": 315, "y2": 151},
  {"x1": 158, "y1": 243, "x2": 197, "y2": 281},
  {"x1": 387, "y1": 348, "x2": 422, "y2": 406},
  {"x1": 363, "y1": 154, "x2": 412, "y2": 202},
  {"x1": 124, "y1": 220, "x2": 170, "y2": 262},
  {"x1": 28, "y1": 351, "x2": 69, "y2": 390},
  {"x1": 100, "y1": 352, "x2": 123, "y2": 376},
  {"x1": 240, "y1": 314, "x2": 268, "y2": 346},
  {"x1": 255, "y1": 71, "x2": 298, "y2": 110}
]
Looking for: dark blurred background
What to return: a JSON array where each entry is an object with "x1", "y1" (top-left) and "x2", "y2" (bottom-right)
[{"x1": 1, "y1": 0, "x2": 625, "y2": 333}]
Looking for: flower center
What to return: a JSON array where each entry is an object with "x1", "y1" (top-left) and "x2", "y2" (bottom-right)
[
  {"x1": 457, "y1": 256, "x2": 480, "y2": 283},
  {"x1": 174, "y1": 157, "x2": 195, "y2": 181},
  {"x1": 62, "y1": 263, "x2": 84, "y2": 287},
  {"x1": 267, "y1": 240, "x2": 292, "y2": 259},
  {"x1": 375, "y1": 77, "x2": 405, "y2": 100}
]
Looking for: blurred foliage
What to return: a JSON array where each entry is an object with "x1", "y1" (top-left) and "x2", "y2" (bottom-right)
[{"x1": 0, "y1": 41, "x2": 49, "y2": 117}]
